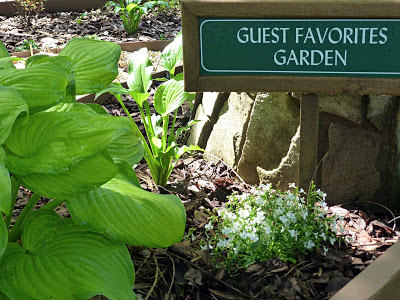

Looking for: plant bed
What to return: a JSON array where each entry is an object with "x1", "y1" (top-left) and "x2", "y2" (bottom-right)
[{"x1": 1, "y1": 10, "x2": 400, "y2": 300}]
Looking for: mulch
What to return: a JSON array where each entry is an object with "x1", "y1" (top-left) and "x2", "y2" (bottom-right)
[{"x1": 2, "y1": 8, "x2": 399, "y2": 300}]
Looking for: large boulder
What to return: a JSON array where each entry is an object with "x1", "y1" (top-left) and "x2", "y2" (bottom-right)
[
  {"x1": 237, "y1": 93, "x2": 300, "y2": 184},
  {"x1": 204, "y1": 93, "x2": 256, "y2": 167},
  {"x1": 321, "y1": 123, "x2": 381, "y2": 205},
  {"x1": 187, "y1": 92, "x2": 229, "y2": 149},
  {"x1": 258, "y1": 126, "x2": 300, "y2": 190}
]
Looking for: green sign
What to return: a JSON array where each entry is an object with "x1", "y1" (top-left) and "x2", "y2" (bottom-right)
[{"x1": 199, "y1": 19, "x2": 400, "y2": 77}]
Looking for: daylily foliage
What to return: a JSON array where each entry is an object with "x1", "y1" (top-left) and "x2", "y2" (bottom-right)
[{"x1": 0, "y1": 38, "x2": 186, "y2": 299}]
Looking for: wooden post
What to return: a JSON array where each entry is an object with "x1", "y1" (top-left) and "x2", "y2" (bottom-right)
[{"x1": 298, "y1": 93, "x2": 319, "y2": 192}]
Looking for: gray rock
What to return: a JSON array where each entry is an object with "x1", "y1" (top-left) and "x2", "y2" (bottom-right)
[
  {"x1": 187, "y1": 92, "x2": 229, "y2": 148},
  {"x1": 258, "y1": 126, "x2": 300, "y2": 190},
  {"x1": 319, "y1": 94, "x2": 364, "y2": 125},
  {"x1": 237, "y1": 93, "x2": 300, "y2": 184},
  {"x1": 367, "y1": 95, "x2": 397, "y2": 131},
  {"x1": 322, "y1": 123, "x2": 380, "y2": 205},
  {"x1": 204, "y1": 93, "x2": 256, "y2": 167}
]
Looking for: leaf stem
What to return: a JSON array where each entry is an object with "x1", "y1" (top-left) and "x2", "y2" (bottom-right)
[
  {"x1": 4, "y1": 176, "x2": 21, "y2": 230},
  {"x1": 8, "y1": 193, "x2": 41, "y2": 242}
]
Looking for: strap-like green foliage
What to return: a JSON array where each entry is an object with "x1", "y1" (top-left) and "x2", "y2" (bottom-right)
[{"x1": 0, "y1": 210, "x2": 136, "y2": 300}]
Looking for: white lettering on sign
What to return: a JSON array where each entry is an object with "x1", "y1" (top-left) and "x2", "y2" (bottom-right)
[{"x1": 236, "y1": 26, "x2": 388, "y2": 67}]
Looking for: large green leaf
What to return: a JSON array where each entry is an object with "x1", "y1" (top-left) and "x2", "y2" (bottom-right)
[
  {"x1": 0, "y1": 42, "x2": 13, "y2": 69},
  {"x1": 0, "y1": 210, "x2": 136, "y2": 300},
  {"x1": 0, "y1": 86, "x2": 29, "y2": 145},
  {"x1": 66, "y1": 161, "x2": 186, "y2": 247},
  {"x1": 5, "y1": 111, "x2": 131, "y2": 176},
  {"x1": 0, "y1": 216, "x2": 7, "y2": 262},
  {"x1": 161, "y1": 33, "x2": 182, "y2": 75},
  {"x1": 46, "y1": 102, "x2": 144, "y2": 166},
  {"x1": 15, "y1": 150, "x2": 117, "y2": 200},
  {"x1": 59, "y1": 38, "x2": 121, "y2": 95},
  {"x1": 0, "y1": 147, "x2": 11, "y2": 216},
  {"x1": 127, "y1": 47, "x2": 153, "y2": 94},
  {"x1": 0, "y1": 62, "x2": 68, "y2": 114},
  {"x1": 26, "y1": 55, "x2": 77, "y2": 103},
  {"x1": 107, "y1": 128, "x2": 144, "y2": 166},
  {"x1": 154, "y1": 79, "x2": 187, "y2": 117}
]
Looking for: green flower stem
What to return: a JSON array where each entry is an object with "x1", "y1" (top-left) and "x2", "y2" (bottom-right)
[
  {"x1": 8, "y1": 193, "x2": 41, "y2": 242},
  {"x1": 4, "y1": 176, "x2": 21, "y2": 230},
  {"x1": 115, "y1": 94, "x2": 159, "y2": 183}
]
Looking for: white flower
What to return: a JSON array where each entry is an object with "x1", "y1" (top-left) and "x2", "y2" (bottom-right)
[
  {"x1": 288, "y1": 229, "x2": 297, "y2": 240},
  {"x1": 299, "y1": 188, "x2": 305, "y2": 194},
  {"x1": 222, "y1": 228, "x2": 232, "y2": 235},
  {"x1": 264, "y1": 224, "x2": 271, "y2": 234},
  {"x1": 255, "y1": 197, "x2": 264, "y2": 205},
  {"x1": 239, "y1": 208, "x2": 250, "y2": 218},
  {"x1": 323, "y1": 246, "x2": 328, "y2": 256},
  {"x1": 289, "y1": 182, "x2": 296, "y2": 188},
  {"x1": 320, "y1": 232, "x2": 327, "y2": 241},
  {"x1": 217, "y1": 239, "x2": 229, "y2": 248},
  {"x1": 279, "y1": 215, "x2": 289, "y2": 225},
  {"x1": 286, "y1": 212, "x2": 296, "y2": 223},
  {"x1": 304, "y1": 240, "x2": 315, "y2": 250},
  {"x1": 205, "y1": 223, "x2": 213, "y2": 231},
  {"x1": 329, "y1": 237, "x2": 336, "y2": 245}
]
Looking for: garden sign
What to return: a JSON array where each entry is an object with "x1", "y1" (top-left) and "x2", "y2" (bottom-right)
[{"x1": 181, "y1": 0, "x2": 400, "y2": 190}]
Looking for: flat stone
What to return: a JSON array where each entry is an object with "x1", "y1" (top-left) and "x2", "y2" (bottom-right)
[
  {"x1": 322, "y1": 123, "x2": 380, "y2": 205},
  {"x1": 237, "y1": 93, "x2": 300, "y2": 185},
  {"x1": 204, "y1": 92, "x2": 256, "y2": 167},
  {"x1": 258, "y1": 125, "x2": 300, "y2": 190}
]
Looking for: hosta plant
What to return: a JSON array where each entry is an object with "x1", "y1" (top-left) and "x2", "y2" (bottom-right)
[
  {"x1": 97, "y1": 33, "x2": 200, "y2": 187},
  {"x1": 0, "y1": 37, "x2": 186, "y2": 299},
  {"x1": 204, "y1": 183, "x2": 342, "y2": 272},
  {"x1": 105, "y1": 0, "x2": 169, "y2": 34}
]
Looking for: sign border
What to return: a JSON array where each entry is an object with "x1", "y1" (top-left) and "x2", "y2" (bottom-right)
[{"x1": 182, "y1": 0, "x2": 400, "y2": 94}]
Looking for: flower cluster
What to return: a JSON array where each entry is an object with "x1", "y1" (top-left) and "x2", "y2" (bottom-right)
[{"x1": 204, "y1": 183, "x2": 342, "y2": 270}]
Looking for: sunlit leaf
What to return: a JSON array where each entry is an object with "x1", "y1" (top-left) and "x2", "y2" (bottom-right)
[
  {"x1": 0, "y1": 147, "x2": 11, "y2": 216},
  {"x1": 0, "y1": 217, "x2": 7, "y2": 262},
  {"x1": 0, "y1": 62, "x2": 68, "y2": 114},
  {"x1": 0, "y1": 210, "x2": 136, "y2": 300},
  {"x1": 161, "y1": 33, "x2": 182, "y2": 75},
  {"x1": 127, "y1": 47, "x2": 153, "y2": 94},
  {"x1": 66, "y1": 161, "x2": 186, "y2": 247},
  {"x1": 154, "y1": 79, "x2": 187, "y2": 117},
  {"x1": 0, "y1": 86, "x2": 28, "y2": 145},
  {"x1": 0, "y1": 42, "x2": 13, "y2": 69},
  {"x1": 15, "y1": 150, "x2": 117, "y2": 200},
  {"x1": 5, "y1": 111, "x2": 131, "y2": 176},
  {"x1": 59, "y1": 38, "x2": 121, "y2": 95}
]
